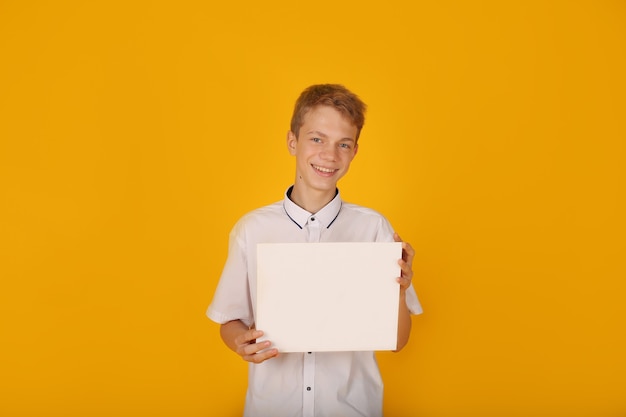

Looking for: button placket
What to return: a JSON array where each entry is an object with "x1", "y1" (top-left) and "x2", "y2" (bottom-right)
[
  {"x1": 307, "y1": 216, "x2": 321, "y2": 243},
  {"x1": 303, "y1": 215, "x2": 320, "y2": 417},
  {"x1": 302, "y1": 351, "x2": 315, "y2": 417}
]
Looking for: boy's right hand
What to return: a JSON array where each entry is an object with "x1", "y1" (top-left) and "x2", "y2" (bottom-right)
[
  {"x1": 233, "y1": 328, "x2": 279, "y2": 364},
  {"x1": 220, "y1": 320, "x2": 279, "y2": 363}
]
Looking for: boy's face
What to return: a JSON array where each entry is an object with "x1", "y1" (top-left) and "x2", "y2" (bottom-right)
[{"x1": 287, "y1": 105, "x2": 359, "y2": 195}]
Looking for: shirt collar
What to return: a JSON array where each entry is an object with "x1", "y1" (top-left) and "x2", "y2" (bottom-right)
[{"x1": 283, "y1": 186, "x2": 342, "y2": 229}]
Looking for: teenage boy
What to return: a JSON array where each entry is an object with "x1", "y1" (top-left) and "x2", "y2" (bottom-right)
[{"x1": 207, "y1": 84, "x2": 422, "y2": 417}]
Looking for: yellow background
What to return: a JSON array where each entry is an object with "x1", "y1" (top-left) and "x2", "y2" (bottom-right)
[{"x1": 1, "y1": 1, "x2": 624, "y2": 416}]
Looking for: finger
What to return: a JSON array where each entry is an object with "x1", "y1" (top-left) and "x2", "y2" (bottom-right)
[
  {"x1": 244, "y1": 347, "x2": 279, "y2": 364},
  {"x1": 240, "y1": 341, "x2": 279, "y2": 363},
  {"x1": 238, "y1": 339, "x2": 270, "y2": 356},
  {"x1": 235, "y1": 329, "x2": 262, "y2": 346},
  {"x1": 398, "y1": 260, "x2": 413, "y2": 279},
  {"x1": 393, "y1": 233, "x2": 415, "y2": 263},
  {"x1": 397, "y1": 258, "x2": 414, "y2": 279},
  {"x1": 401, "y1": 241, "x2": 415, "y2": 264},
  {"x1": 396, "y1": 276, "x2": 411, "y2": 291}
]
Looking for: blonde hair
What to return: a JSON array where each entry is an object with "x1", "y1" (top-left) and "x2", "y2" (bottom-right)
[{"x1": 290, "y1": 84, "x2": 367, "y2": 140}]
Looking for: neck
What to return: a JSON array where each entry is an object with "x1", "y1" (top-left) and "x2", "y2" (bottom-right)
[{"x1": 289, "y1": 184, "x2": 336, "y2": 214}]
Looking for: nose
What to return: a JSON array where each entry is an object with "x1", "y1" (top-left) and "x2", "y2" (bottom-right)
[{"x1": 319, "y1": 144, "x2": 337, "y2": 161}]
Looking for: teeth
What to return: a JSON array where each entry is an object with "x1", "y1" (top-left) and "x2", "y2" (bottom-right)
[{"x1": 314, "y1": 165, "x2": 335, "y2": 173}]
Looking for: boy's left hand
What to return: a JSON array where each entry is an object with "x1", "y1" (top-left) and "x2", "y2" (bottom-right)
[{"x1": 394, "y1": 233, "x2": 414, "y2": 292}]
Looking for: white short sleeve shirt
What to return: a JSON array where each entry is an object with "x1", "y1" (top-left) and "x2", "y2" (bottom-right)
[{"x1": 207, "y1": 187, "x2": 422, "y2": 417}]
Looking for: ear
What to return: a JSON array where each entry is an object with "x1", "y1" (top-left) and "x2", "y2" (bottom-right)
[
  {"x1": 287, "y1": 131, "x2": 297, "y2": 155},
  {"x1": 353, "y1": 142, "x2": 359, "y2": 157}
]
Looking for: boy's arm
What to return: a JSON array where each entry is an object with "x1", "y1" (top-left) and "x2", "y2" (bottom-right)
[
  {"x1": 395, "y1": 289, "x2": 412, "y2": 351},
  {"x1": 220, "y1": 320, "x2": 279, "y2": 364},
  {"x1": 393, "y1": 233, "x2": 415, "y2": 352}
]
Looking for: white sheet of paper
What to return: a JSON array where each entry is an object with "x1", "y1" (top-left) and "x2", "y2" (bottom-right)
[{"x1": 256, "y1": 242, "x2": 401, "y2": 352}]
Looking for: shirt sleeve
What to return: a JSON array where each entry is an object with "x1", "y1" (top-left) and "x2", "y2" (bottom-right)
[
  {"x1": 206, "y1": 223, "x2": 255, "y2": 327},
  {"x1": 405, "y1": 284, "x2": 423, "y2": 315}
]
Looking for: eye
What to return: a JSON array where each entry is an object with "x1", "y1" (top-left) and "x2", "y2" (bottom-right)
[
  {"x1": 339, "y1": 143, "x2": 351, "y2": 149},
  {"x1": 312, "y1": 137, "x2": 322, "y2": 143}
]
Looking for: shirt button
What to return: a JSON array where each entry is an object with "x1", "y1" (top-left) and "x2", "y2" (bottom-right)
[
  {"x1": 308, "y1": 352, "x2": 312, "y2": 354},
  {"x1": 310, "y1": 217, "x2": 315, "y2": 221},
  {"x1": 306, "y1": 387, "x2": 312, "y2": 391}
]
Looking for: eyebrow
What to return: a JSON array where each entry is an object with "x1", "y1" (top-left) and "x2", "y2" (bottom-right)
[{"x1": 306, "y1": 130, "x2": 355, "y2": 142}]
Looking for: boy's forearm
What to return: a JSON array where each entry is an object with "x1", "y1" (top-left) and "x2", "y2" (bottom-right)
[{"x1": 395, "y1": 290, "x2": 412, "y2": 352}]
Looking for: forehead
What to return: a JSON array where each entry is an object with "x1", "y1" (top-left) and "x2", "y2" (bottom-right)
[{"x1": 300, "y1": 105, "x2": 357, "y2": 137}]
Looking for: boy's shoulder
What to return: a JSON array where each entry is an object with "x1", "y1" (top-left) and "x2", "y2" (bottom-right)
[
  {"x1": 231, "y1": 199, "x2": 284, "y2": 229},
  {"x1": 341, "y1": 201, "x2": 388, "y2": 218}
]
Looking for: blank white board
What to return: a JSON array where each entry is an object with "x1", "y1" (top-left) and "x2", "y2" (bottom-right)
[{"x1": 256, "y1": 242, "x2": 401, "y2": 352}]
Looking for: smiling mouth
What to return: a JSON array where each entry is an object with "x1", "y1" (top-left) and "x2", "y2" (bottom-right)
[{"x1": 312, "y1": 164, "x2": 338, "y2": 174}]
